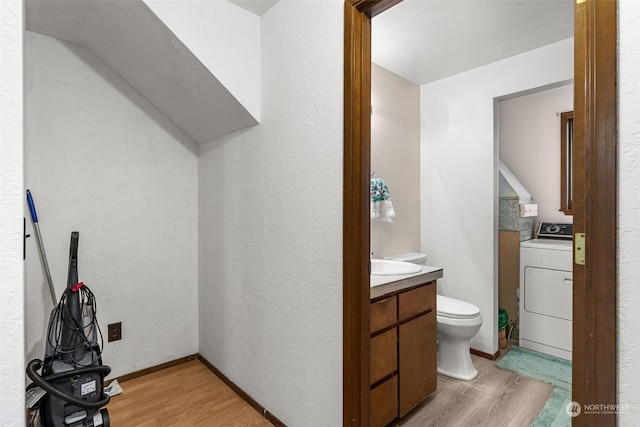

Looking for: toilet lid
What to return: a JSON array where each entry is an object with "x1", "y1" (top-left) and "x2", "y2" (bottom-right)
[{"x1": 437, "y1": 295, "x2": 481, "y2": 319}]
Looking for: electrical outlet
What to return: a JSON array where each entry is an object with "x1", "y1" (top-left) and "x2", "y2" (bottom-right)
[
  {"x1": 520, "y1": 203, "x2": 538, "y2": 217},
  {"x1": 108, "y1": 322, "x2": 121, "y2": 342}
]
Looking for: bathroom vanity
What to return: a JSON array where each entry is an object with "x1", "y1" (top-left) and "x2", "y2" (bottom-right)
[{"x1": 370, "y1": 267, "x2": 443, "y2": 426}]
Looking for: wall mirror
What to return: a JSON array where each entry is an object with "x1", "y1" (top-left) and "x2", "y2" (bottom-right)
[{"x1": 560, "y1": 111, "x2": 573, "y2": 215}]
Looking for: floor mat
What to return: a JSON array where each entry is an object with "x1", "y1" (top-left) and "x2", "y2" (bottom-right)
[
  {"x1": 530, "y1": 388, "x2": 572, "y2": 427},
  {"x1": 496, "y1": 346, "x2": 572, "y2": 426},
  {"x1": 496, "y1": 345, "x2": 571, "y2": 391}
]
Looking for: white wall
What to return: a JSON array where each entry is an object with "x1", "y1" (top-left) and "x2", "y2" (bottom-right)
[
  {"x1": 499, "y1": 84, "x2": 573, "y2": 224},
  {"x1": 618, "y1": 0, "x2": 640, "y2": 422},
  {"x1": 3, "y1": 3, "x2": 640, "y2": 427},
  {"x1": 420, "y1": 38, "x2": 573, "y2": 354},
  {"x1": 0, "y1": 1, "x2": 25, "y2": 425},
  {"x1": 25, "y1": 32, "x2": 199, "y2": 378},
  {"x1": 371, "y1": 64, "x2": 421, "y2": 258},
  {"x1": 144, "y1": 0, "x2": 262, "y2": 123},
  {"x1": 198, "y1": 1, "x2": 343, "y2": 425}
]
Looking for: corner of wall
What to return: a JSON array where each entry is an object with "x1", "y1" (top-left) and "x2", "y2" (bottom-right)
[
  {"x1": 0, "y1": 1, "x2": 26, "y2": 424},
  {"x1": 144, "y1": 0, "x2": 262, "y2": 123}
]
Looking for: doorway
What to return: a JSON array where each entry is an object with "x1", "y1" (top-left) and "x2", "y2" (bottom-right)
[
  {"x1": 343, "y1": 1, "x2": 617, "y2": 425},
  {"x1": 497, "y1": 83, "x2": 574, "y2": 357}
]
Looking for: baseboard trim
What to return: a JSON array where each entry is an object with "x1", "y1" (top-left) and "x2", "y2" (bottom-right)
[
  {"x1": 114, "y1": 354, "x2": 285, "y2": 426},
  {"x1": 471, "y1": 348, "x2": 500, "y2": 361},
  {"x1": 197, "y1": 354, "x2": 286, "y2": 427},
  {"x1": 115, "y1": 354, "x2": 199, "y2": 383}
]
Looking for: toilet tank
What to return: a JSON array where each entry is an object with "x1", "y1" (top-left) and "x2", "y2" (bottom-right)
[{"x1": 384, "y1": 252, "x2": 427, "y2": 265}]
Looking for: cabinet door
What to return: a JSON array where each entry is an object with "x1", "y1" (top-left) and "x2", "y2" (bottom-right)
[{"x1": 398, "y1": 311, "x2": 436, "y2": 416}]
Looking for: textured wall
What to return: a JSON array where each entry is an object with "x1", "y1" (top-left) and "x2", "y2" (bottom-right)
[
  {"x1": 25, "y1": 32, "x2": 199, "y2": 378},
  {"x1": 371, "y1": 64, "x2": 421, "y2": 258},
  {"x1": 420, "y1": 39, "x2": 573, "y2": 355},
  {"x1": 618, "y1": 0, "x2": 640, "y2": 422},
  {"x1": 2, "y1": 3, "x2": 636, "y2": 426},
  {"x1": 0, "y1": 1, "x2": 25, "y2": 425},
  {"x1": 198, "y1": 1, "x2": 343, "y2": 425}
]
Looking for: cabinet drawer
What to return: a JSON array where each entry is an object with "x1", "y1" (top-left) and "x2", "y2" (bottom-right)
[
  {"x1": 370, "y1": 375, "x2": 398, "y2": 427},
  {"x1": 371, "y1": 296, "x2": 397, "y2": 334},
  {"x1": 399, "y1": 282, "x2": 435, "y2": 321},
  {"x1": 370, "y1": 328, "x2": 397, "y2": 385}
]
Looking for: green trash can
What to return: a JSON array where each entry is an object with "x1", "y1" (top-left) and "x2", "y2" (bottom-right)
[{"x1": 499, "y1": 308, "x2": 509, "y2": 348}]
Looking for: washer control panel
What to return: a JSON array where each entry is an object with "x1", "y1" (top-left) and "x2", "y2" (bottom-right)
[{"x1": 537, "y1": 222, "x2": 573, "y2": 239}]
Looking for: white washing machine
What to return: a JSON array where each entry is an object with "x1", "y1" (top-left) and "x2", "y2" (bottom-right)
[{"x1": 519, "y1": 238, "x2": 573, "y2": 360}]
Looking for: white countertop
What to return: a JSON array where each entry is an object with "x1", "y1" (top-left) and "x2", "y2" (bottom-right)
[{"x1": 370, "y1": 265, "x2": 443, "y2": 300}]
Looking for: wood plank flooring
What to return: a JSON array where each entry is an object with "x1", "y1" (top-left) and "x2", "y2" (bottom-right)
[
  {"x1": 393, "y1": 354, "x2": 554, "y2": 427},
  {"x1": 107, "y1": 360, "x2": 273, "y2": 427},
  {"x1": 107, "y1": 352, "x2": 552, "y2": 426}
]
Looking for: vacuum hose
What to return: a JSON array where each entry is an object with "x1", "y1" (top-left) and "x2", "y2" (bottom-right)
[{"x1": 26, "y1": 359, "x2": 111, "y2": 410}]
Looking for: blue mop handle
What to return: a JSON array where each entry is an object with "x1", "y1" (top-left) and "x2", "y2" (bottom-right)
[
  {"x1": 27, "y1": 190, "x2": 39, "y2": 223},
  {"x1": 26, "y1": 189, "x2": 57, "y2": 306}
]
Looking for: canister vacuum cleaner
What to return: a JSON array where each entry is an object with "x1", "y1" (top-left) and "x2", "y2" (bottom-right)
[{"x1": 26, "y1": 191, "x2": 111, "y2": 427}]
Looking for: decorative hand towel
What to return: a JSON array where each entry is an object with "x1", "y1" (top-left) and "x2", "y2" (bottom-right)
[{"x1": 370, "y1": 178, "x2": 396, "y2": 223}]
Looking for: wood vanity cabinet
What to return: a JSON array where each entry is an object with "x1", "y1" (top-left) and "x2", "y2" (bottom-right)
[{"x1": 370, "y1": 281, "x2": 437, "y2": 427}]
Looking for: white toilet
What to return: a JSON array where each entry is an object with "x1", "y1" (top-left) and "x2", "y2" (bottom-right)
[
  {"x1": 384, "y1": 253, "x2": 483, "y2": 381},
  {"x1": 436, "y1": 295, "x2": 483, "y2": 380}
]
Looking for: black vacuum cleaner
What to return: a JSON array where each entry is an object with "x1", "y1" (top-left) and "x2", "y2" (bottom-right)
[{"x1": 26, "y1": 192, "x2": 111, "y2": 426}]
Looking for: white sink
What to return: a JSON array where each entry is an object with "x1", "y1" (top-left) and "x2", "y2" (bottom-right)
[{"x1": 371, "y1": 259, "x2": 421, "y2": 276}]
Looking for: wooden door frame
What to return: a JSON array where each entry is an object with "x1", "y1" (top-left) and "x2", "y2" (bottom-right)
[
  {"x1": 343, "y1": 2, "x2": 401, "y2": 425},
  {"x1": 572, "y1": 1, "x2": 617, "y2": 425},
  {"x1": 343, "y1": 1, "x2": 617, "y2": 425}
]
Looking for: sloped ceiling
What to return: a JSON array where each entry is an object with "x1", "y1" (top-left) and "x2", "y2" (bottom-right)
[
  {"x1": 228, "y1": 0, "x2": 279, "y2": 16},
  {"x1": 25, "y1": 0, "x2": 258, "y2": 144},
  {"x1": 372, "y1": 0, "x2": 574, "y2": 85}
]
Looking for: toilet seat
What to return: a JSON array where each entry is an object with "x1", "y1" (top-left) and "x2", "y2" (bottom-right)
[{"x1": 437, "y1": 295, "x2": 480, "y2": 319}]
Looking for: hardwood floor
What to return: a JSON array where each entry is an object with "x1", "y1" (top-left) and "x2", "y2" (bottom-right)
[
  {"x1": 393, "y1": 354, "x2": 553, "y2": 427},
  {"x1": 107, "y1": 360, "x2": 273, "y2": 426},
  {"x1": 107, "y1": 352, "x2": 550, "y2": 426}
]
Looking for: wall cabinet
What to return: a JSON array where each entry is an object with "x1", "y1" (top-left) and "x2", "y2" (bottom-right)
[{"x1": 370, "y1": 281, "x2": 437, "y2": 426}]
